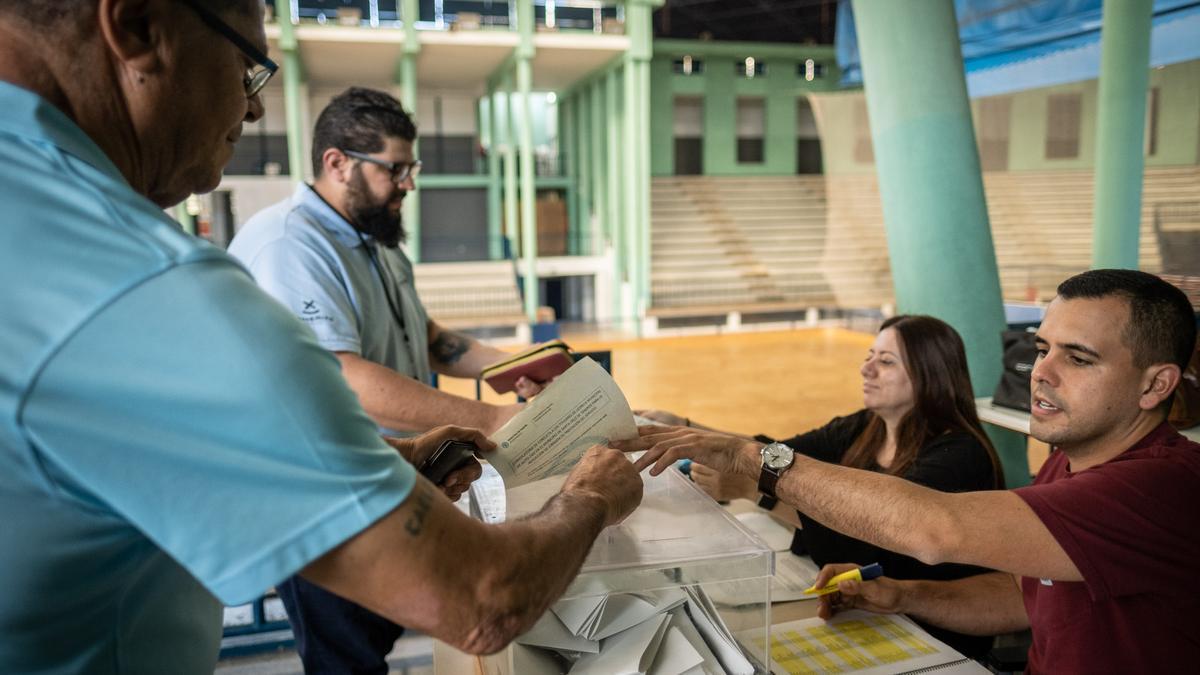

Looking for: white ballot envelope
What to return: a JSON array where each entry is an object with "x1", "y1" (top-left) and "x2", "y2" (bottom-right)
[{"x1": 488, "y1": 357, "x2": 638, "y2": 488}]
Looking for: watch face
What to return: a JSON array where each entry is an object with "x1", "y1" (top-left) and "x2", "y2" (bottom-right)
[{"x1": 763, "y1": 443, "x2": 794, "y2": 470}]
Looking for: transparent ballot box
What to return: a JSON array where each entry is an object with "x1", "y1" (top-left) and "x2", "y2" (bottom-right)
[{"x1": 469, "y1": 464, "x2": 774, "y2": 674}]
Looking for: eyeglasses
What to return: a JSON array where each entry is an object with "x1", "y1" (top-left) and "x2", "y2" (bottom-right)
[
  {"x1": 343, "y1": 150, "x2": 423, "y2": 183},
  {"x1": 178, "y1": 0, "x2": 278, "y2": 97}
]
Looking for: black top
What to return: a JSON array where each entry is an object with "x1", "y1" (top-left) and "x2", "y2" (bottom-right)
[{"x1": 758, "y1": 409, "x2": 999, "y2": 659}]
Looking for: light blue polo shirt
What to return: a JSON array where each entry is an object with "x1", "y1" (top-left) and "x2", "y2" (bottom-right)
[
  {"x1": 0, "y1": 83, "x2": 416, "y2": 674},
  {"x1": 228, "y1": 184, "x2": 433, "y2": 435}
]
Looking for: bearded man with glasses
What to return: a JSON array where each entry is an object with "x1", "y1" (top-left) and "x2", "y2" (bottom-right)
[
  {"x1": 230, "y1": 86, "x2": 560, "y2": 674},
  {"x1": 0, "y1": 4, "x2": 642, "y2": 674}
]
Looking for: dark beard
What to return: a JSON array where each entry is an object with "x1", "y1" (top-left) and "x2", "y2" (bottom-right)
[{"x1": 345, "y1": 166, "x2": 406, "y2": 248}]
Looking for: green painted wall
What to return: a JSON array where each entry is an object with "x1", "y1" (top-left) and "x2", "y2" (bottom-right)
[
  {"x1": 701, "y1": 61, "x2": 737, "y2": 174},
  {"x1": 818, "y1": 59, "x2": 1200, "y2": 176},
  {"x1": 1147, "y1": 59, "x2": 1200, "y2": 167},
  {"x1": 648, "y1": 40, "x2": 841, "y2": 177},
  {"x1": 1007, "y1": 81, "x2": 1098, "y2": 171}
]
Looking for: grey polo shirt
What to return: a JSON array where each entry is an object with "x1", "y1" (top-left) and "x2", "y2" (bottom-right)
[{"x1": 229, "y1": 184, "x2": 433, "y2": 434}]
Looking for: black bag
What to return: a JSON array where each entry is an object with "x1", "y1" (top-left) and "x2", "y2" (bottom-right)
[{"x1": 993, "y1": 329, "x2": 1038, "y2": 412}]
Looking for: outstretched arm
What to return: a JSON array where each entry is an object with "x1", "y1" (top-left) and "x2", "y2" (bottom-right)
[
  {"x1": 336, "y1": 351, "x2": 521, "y2": 435},
  {"x1": 303, "y1": 444, "x2": 643, "y2": 655},
  {"x1": 621, "y1": 425, "x2": 1080, "y2": 582}
]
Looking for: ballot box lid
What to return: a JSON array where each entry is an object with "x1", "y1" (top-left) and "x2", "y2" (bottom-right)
[{"x1": 468, "y1": 461, "x2": 773, "y2": 600}]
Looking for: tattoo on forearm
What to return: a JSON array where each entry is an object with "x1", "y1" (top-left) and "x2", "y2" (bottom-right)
[
  {"x1": 430, "y1": 330, "x2": 470, "y2": 366},
  {"x1": 404, "y1": 482, "x2": 434, "y2": 536}
]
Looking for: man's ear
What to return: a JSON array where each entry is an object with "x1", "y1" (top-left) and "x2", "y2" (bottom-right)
[
  {"x1": 323, "y1": 148, "x2": 354, "y2": 183},
  {"x1": 96, "y1": 0, "x2": 167, "y2": 76},
  {"x1": 1140, "y1": 363, "x2": 1181, "y2": 411}
]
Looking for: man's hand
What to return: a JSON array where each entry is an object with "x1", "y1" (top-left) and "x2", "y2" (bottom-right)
[
  {"x1": 612, "y1": 425, "x2": 761, "y2": 478},
  {"x1": 385, "y1": 426, "x2": 494, "y2": 502},
  {"x1": 691, "y1": 463, "x2": 758, "y2": 502},
  {"x1": 634, "y1": 409, "x2": 687, "y2": 426},
  {"x1": 560, "y1": 445, "x2": 643, "y2": 527},
  {"x1": 513, "y1": 376, "x2": 547, "y2": 399},
  {"x1": 813, "y1": 563, "x2": 905, "y2": 620}
]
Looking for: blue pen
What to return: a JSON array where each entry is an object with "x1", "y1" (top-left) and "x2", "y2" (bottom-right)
[{"x1": 803, "y1": 563, "x2": 884, "y2": 596}]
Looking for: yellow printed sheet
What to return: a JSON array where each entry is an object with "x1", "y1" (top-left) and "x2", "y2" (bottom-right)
[{"x1": 760, "y1": 611, "x2": 985, "y2": 675}]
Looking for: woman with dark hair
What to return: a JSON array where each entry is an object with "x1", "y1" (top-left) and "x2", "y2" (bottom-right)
[{"x1": 640, "y1": 315, "x2": 1004, "y2": 657}]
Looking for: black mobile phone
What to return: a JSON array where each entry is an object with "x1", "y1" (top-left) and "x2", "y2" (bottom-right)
[{"x1": 419, "y1": 440, "x2": 479, "y2": 485}]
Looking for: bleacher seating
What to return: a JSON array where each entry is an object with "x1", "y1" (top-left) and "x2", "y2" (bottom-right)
[
  {"x1": 413, "y1": 260, "x2": 528, "y2": 338},
  {"x1": 649, "y1": 167, "x2": 1200, "y2": 320}
]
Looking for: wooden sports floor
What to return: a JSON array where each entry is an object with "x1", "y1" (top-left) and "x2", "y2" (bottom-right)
[
  {"x1": 440, "y1": 326, "x2": 1048, "y2": 473},
  {"x1": 440, "y1": 327, "x2": 875, "y2": 439}
]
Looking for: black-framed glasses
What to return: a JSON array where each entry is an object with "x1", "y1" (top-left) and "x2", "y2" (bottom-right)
[
  {"x1": 179, "y1": 0, "x2": 278, "y2": 97},
  {"x1": 343, "y1": 150, "x2": 423, "y2": 183}
]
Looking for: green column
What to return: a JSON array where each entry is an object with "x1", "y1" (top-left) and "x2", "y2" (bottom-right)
[
  {"x1": 852, "y1": 0, "x2": 1027, "y2": 486},
  {"x1": 624, "y1": 0, "x2": 657, "y2": 319},
  {"x1": 277, "y1": 12, "x2": 305, "y2": 184},
  {"x1": 503, "y1": 77, "x2": 519, "y2": 257},
  {"x1": 1092, "y1": 0, "x2": 1153, "y2": 269},
  {"x1": 590, "y1": 80, "x2": 607, "y2": 247},
  {"x1": 400, "y1": 0, "x2": 421, "y2": 261},
  {"x1": 639, "y1": 60, "x2": 653, "y2": 312},
  {"x1": 483, "y1": 89, "x2": 503, "y2": 259},
  {"x1": 606, "y1": 67, "x2": 624, "y2": 322},
  {"x1": 577, "y1": 87, "x2": 593, "y2": 256},
  {"x1": 516, "y1": 0, "x2": 538, "y2": 320},
  {"x1": 622, "y1": 62, "x2": 641, "y2": 321},
  {"x1": 561, "y1": 95, "x2": 579, "y2": 255}
]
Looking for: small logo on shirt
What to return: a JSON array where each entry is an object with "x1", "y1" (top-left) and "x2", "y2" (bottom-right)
[
  {"x1": 301, "y1": 300, "x2": 319, "y2": 315},
  {"x1": 1040, "y1": 578, "x2": 1054, "y2": 586}
]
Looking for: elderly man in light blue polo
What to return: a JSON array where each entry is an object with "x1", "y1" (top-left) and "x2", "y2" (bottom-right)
[{"x1": 0, "y1": 2, "x2": 642, "y2": 674}]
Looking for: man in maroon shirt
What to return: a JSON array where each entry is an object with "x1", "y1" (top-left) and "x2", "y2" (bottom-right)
[{"x1": 621, "y1": 269, "x2": 1200, "y2": 672}]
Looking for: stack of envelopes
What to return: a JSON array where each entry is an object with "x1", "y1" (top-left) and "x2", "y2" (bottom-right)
[{"x1": 515, "y1": 584, "x2": 754, "y2": 675}]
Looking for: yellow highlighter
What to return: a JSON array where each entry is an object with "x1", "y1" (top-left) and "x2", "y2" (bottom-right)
[{"x1": 803, "y1": 563, "x2": 884, "y2": 596}]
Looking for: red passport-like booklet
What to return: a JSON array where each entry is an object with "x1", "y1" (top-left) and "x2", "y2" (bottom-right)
[{"x1": 482, "y1": 340, "x2": 574, "y2": 394}]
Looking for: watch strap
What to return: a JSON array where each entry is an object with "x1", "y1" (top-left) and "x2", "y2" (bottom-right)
[
  {"x1": 758, "y1": 464, "x2": 781, "y2": 500},
  {"x1": 756, "y1": 492, "x2": 779, "y2": 510}
]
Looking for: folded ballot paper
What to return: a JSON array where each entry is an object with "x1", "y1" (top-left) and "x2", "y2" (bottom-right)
[
  {"x1": 487, "y1": 357, "x2": 638, "y2": 489},
  {"x1": 514, "y1": 584, "x2": 754, "y2": 675}
]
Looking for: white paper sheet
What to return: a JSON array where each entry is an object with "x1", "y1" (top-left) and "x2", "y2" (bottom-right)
[
  {"x1": 648, "y1": 626, "x2": 707, "y2": 675},
  {"x1": 509, "y1": 641, "x2": 565, "y2": 675},
  {"x1": 488, "y1": 358, "x2": 638, "y2": 488},
  {"x1": 552, "y1": 592, "x2": 611, "y2": 638},
  {"x1": 569, "y1": 613, "x2": 671, "y2": 675},
  {"x1": 683, "y1": 586, "x2": 754, "y2": 675},
  {"x1": 667, "y1": 608, "x2": 727, "y2": 675},
  {"x1": 517, "y1": 610, "x2": 601, "y2": 654},
  {"x1": 593, "y1": 589, "x2": 688, "y2": 641}
]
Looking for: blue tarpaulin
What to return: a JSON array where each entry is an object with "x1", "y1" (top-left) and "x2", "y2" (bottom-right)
[{"x1": 836, "y1": 0, "x2": 1200, "y2": 97}]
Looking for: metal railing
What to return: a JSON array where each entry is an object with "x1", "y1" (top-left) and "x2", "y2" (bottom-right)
[{"x1": 270, "y1": 0, "x2": 622, "y2": 32}]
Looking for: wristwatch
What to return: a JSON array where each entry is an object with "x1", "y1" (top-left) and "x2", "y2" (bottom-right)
[{"x1": 757, "y1": 442, "x2": 795, "y2": 500}]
